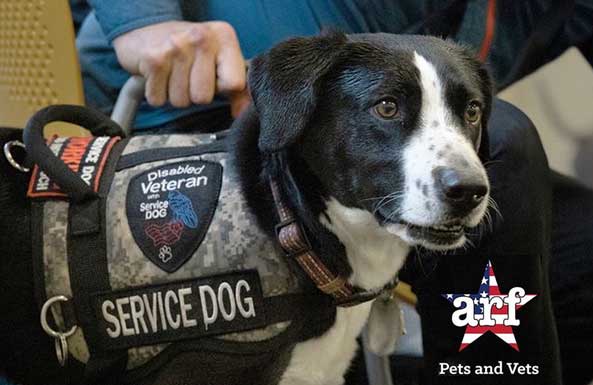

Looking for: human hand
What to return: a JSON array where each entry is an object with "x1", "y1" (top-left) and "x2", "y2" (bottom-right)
[{"x1": 113, "y1": 20, "x2": 250, "y2": 116}]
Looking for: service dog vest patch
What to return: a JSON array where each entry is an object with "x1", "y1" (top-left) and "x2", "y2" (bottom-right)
[
  {"x1": 126, "y1": 160, "x2": 223, "y2": 272},
  {"x1": 27, "y1": 136, "x2": 120, "y2": 198},
  {"x1": 93, "y1": 270, "x2": 266, "y2": 350}
]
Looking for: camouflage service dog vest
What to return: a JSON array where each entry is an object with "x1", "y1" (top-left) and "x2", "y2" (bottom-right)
[{"x1": 24, "y1": 106, "x2": 334, "y2": 383}]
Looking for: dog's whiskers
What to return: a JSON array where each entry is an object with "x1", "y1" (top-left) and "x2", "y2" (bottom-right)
[
  {"x1": 483, "y1": 159, "x2": 504, "y2": 168},
  {"x1": 385, "y1": 205, "x2": 414, "y2": 222},
  {"x1": 464, "y1": 237, "x2": 476, "y2": 250},
  {"x1": 412, "y1": 246, "x2": 440, "y2": 277},
  {"x1": 465, "y1": 196, "x2": 501, "y2": 245},
  {"x1": 487, "y1": 196, "x2": 503, "y2": 221},
  {"x1": 375, "y1": 195, "x2": 404, "y2": 216},
  {"x1": 359, "y1": 193, "x2": 402, "y2": 203},
  {"x1": 413, "y1": 245, "x2": 427, "y2": 276},
  {"x1": 363, "y1": 191, "x2": 405, "y2": 216}
]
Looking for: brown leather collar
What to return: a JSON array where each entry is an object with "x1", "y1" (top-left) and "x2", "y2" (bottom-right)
[{"x1": 269, "y1": 178, "x2": 389, "y2": 307}]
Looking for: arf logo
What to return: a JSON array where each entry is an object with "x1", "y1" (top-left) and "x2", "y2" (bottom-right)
[{"x1": 443, "y1": 261, "x2": 536, "y2": 351}]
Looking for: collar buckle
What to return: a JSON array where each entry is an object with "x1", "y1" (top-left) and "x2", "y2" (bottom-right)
[{"x1": 274, "y1": 218, "x2": 312, "y2": 258}]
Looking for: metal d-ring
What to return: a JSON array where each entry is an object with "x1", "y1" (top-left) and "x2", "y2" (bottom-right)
[
  {"x1": 40, "y1": 295, "x2": 78, "y2": 366},
  {"x1": 3, "y1": 140, "x2": 30, "y2": 172}
]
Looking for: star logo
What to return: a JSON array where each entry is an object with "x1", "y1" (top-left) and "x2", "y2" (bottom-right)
[{"x1": 443, "y1": 261, "x2": 536, "y2": 351}]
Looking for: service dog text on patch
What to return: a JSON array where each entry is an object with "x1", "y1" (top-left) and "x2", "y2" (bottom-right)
[{"x1": 93, "y1": 271, "x2": 266, "y2": 350}]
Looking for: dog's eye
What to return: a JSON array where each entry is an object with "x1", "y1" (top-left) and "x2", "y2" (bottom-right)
[
  {"x1": 372, "y1": 99, "x2": 399, "y2": 120},
  {"x1": 465, "y1": 101, "x2": 482, "y2": 124}
]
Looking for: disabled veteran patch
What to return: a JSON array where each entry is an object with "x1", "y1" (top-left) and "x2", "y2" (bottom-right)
[{"x1": 126, "y1": 160, "x2": 222, "y2": 272}]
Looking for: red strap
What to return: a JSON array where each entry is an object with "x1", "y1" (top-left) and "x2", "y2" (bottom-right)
[{"x1": 479, "y1": 0, "x2": 497, "y2": 61}]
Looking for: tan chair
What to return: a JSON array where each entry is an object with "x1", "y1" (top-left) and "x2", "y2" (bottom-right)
[{"x1": 0, "y1": 0, "x2": 88, "y2": 137}]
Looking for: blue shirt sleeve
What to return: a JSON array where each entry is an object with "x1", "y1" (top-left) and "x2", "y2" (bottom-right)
[{"x1": 88, "y1": 0, "x2": 184, "y2": 42}]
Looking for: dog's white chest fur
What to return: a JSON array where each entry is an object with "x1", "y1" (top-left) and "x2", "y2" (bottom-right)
[
  {"x1": 279, "y1": 199, "x2": 409, "y2": 385},
  {"x1": 279, "y1": 304, "x2": 372, "y2": 385},
  {"x1": 321, "y1": 198, "x2": 409, "y2": 290}
]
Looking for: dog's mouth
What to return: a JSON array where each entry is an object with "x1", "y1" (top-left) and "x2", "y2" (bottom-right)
[
  {"x1": 377, "y1": 211, "x2": 469, "y2": 249},
  {"x1": 399, "y1": 220, "x2": 466, "y2": 245}
]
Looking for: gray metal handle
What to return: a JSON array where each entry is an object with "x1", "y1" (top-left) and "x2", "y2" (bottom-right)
[{"x1": 110, "y1": 75, "x2": 146, "y2": 136}]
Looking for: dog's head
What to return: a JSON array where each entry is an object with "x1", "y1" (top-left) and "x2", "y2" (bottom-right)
[{"x1": 249, "y1": 32, "x2": 492, "y2": 251}]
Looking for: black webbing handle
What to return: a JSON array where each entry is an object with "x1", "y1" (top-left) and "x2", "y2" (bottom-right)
[{"x1": 23, "y1": 104, "x2": 124, "y2": 201}]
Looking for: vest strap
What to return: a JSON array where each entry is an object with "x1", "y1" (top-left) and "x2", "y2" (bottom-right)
[{"x1": 67, "y1": 140, "x2": 128, "y2": 383}]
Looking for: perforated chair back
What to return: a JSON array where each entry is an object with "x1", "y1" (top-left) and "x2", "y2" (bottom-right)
[{"x1": 0, "y1": 0, "x2": 87, "y2": 136}]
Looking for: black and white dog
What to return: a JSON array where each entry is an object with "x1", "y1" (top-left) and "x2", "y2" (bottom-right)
[
  {"x1": 233, "y1": 32, "x2": 492, "y2": 384},
  {"x1": 0, "y1": 32, "x2": 492, "y2": 385}
]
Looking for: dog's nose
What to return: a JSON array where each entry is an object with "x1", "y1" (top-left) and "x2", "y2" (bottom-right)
[{"x1": 433, "y1": 167, "x2": 488, "y2": 214}]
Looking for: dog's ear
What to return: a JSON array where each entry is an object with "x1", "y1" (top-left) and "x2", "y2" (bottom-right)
[{"x1": 248, "y1": 32, "x2": 347, "y2": 153}]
